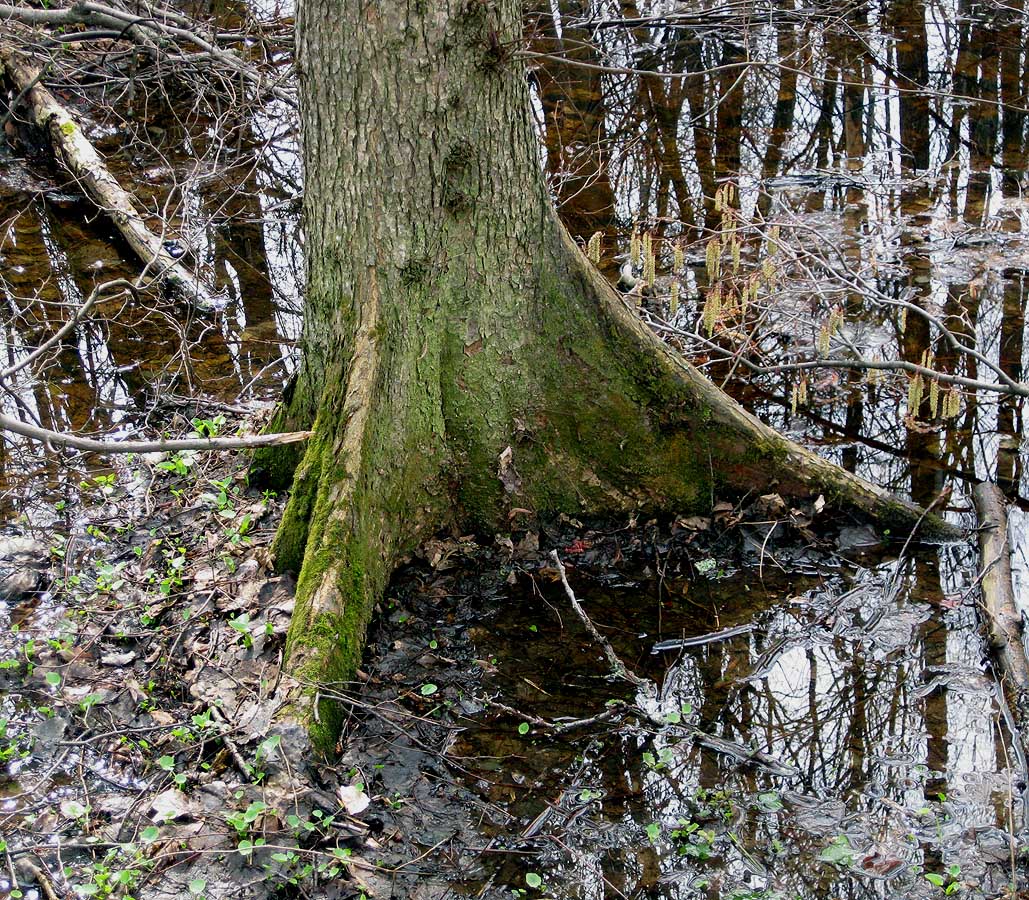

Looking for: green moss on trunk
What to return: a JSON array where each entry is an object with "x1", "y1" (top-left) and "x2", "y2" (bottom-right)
[{"x1": 269, "y1": 0, "x2": 955, "y2": 755}]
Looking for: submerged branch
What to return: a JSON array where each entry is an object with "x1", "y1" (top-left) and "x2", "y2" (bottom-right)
[
  {"x1": 0, "y1": 278, "x2": 132, "y2": 381},
  {"x1": 551, "y1": 550, "x2": 647, "y2": 688}
]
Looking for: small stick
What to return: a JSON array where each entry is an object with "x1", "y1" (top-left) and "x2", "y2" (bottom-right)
[
  {"x1": 16, "y1": 855, "x2": 60, "y2": 900},
  {"x1": 4, "y1": 849, "x2": 19, "y2": 898},
  {"x1": 207, "y1": 704, "x2": 253, "y2": 779},
  {"x1": 550, "y1": 550, "x2": 646, "y2": 687}
]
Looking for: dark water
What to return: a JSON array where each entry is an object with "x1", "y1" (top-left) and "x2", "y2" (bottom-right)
[
  {"x1": 349, "y1": 528, "x2": 1020, "y2": 900},
  {"x1": 0, "y1": 58, "x2": 302, "y2": 518},
  {"x1": 1, "y1": 0, "x2": 1028, "y2": 896}
]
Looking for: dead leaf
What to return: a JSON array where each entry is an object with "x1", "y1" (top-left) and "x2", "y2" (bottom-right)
[
  {"x1": 513, "y1": 531, "x2": 539, "y2": 558},
  {"x1": 674, "y1": 516, "x2": 710, "y2": 532},
  {"x1": 151, "y1": 789, "x2": 201, "y2": 823},
  {"x1": 148, "y1": 709, "x2": 177, "y2": 727},
  {"x1": 497, "y1": 446, "x2": 522, "y2": 494},
  {"x1": 338, "y1": 784, "x2": 371, "y2": 815},
  {"x1": 100, "y1": 651, "x2": 137, "y2": 667},
  {"x1": 755, "y1": 493, "x2": 786, "y2": 517}
]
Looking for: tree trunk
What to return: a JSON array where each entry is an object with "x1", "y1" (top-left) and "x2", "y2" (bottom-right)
[{"x1": 258, "y1": 0, "x2": 952, "y2": 752}]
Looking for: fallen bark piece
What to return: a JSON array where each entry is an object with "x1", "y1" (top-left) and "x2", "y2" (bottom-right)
[
  {"x1": 0, "y1": 47, "x2": 220, "y2": 308},
  {"x1": 972, "y1": 482, "x2": 1029, "y2": 724}
]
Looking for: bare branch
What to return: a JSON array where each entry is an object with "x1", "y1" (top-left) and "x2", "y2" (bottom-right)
[{"x1": 0, "y1": 412, "x2": 311, "y2": 454}]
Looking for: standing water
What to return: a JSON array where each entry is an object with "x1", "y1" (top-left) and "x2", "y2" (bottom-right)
[{"x1": 0, "y1": 0, "x2": 1027, "y2": 897}]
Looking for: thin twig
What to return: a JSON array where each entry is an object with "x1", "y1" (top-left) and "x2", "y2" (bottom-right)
[{"x1": 550, "y1": 550, "x2": 646, "y2": 687}]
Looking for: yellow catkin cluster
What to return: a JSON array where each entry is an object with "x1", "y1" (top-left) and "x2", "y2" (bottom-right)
[
  {"x1": 908, "y1": 373, "x2": 924, "y2": 414},
  {"x1": 703, "y1": 285, "x2": 722, "y2": 335},
  {"x1": 898, "y1": 307, "x2": 907, "y2": 334},
  {"x1": 816, "y1": 326, "x2": 830, "y2": 356},
  {"x1": 749, "y1": 273, "x2": 762, "y2": 304},
  {"x1": 942, "y1": 387, "x2": 962, "y2": 419},
  {"x1": 706, "y1": 235, "x2": 721, "y2": 281},
  {"x1": 587, "y1": 231, "x2": 602, "y2": 265},
  {"x1": 790, "y1": 377, "x2": 809, "y2": 414},
  {"x1": 643, "y1": 232, "x2": 655, "y2": 287},
  {"x1": 929, "y1": 378, "x2": 940, "y2": 418},
  {"x1": 673, "y1": 242, "x2": 684, "y2": 273},
  {"x1": 670, "y1": 281, "x2": 680, "y2": 316},
  {"x1": 630, "y1": 230, "x2": 641, "y2": 267},
  {"x1": 816, "y1": 308, "x2": 844, "y2": 356}
]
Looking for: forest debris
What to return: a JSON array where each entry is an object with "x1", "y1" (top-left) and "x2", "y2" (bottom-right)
[
  {"x1": 337, "y1": 784, "x2": 371, "y2": 815},
  {"x1": 0, "y1": 410, "x2": 312, "y2": 455},
  {"x1": 0, "y1": 0, "x2": 295, "y2": 107},
  {"x1": 691, "y1": 732, "x2": 799, "y2": 778},
  {"x1": 151, "y1": 789, "x2": 202, "y2": 823},
  {"x1": 652, "y1": 623, "x2": 754, "y2": 652},
  {"x1": 497, "y1": 445, "x2": 522, "y2": 494},
  {"x1": 0, "y1": 47, "x2": 220, "y2": 308},
  {"x1": 100, "y1": 651, "x2": 137, "y2": 666},
  {"x1": 550, "y1": 550, "x2": 649, "y2": 690},
  {"x1": 0, "y1": 534, "x2": 46, "y2": 601},
  {"x1": 550, "y1": 549, "x2": 799, "y2": 776},
  {"x1": 972, "y1": 483, "x2": 1029, "y2": 711}
]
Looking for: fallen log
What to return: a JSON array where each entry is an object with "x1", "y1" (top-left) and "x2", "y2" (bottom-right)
[
  {"x1": 0, "y1": 47, "x2": 221, "y2": 308},
  {"x1": 972, "y1": 482, "x2": 1029, "y2": 728}
]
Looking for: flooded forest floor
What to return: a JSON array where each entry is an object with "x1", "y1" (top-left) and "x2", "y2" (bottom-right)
[
  {"x1": 2, "y1": 447, "x2": 1025, "y2": 900},
  {"x1": 2, "y1": 0, "x2": 1029, "y2": 897}
]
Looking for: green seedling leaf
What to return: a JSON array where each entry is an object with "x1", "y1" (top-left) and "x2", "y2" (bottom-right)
[
  {"x1": 757, "y1": 791, "x2": 783, "y2": 811},
  {"x1": 257, "y1": 734, "x2": 281, "y2": 759},
  {"x1": 818, "y1": 835, "x2": 855, "y2": 866}
]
